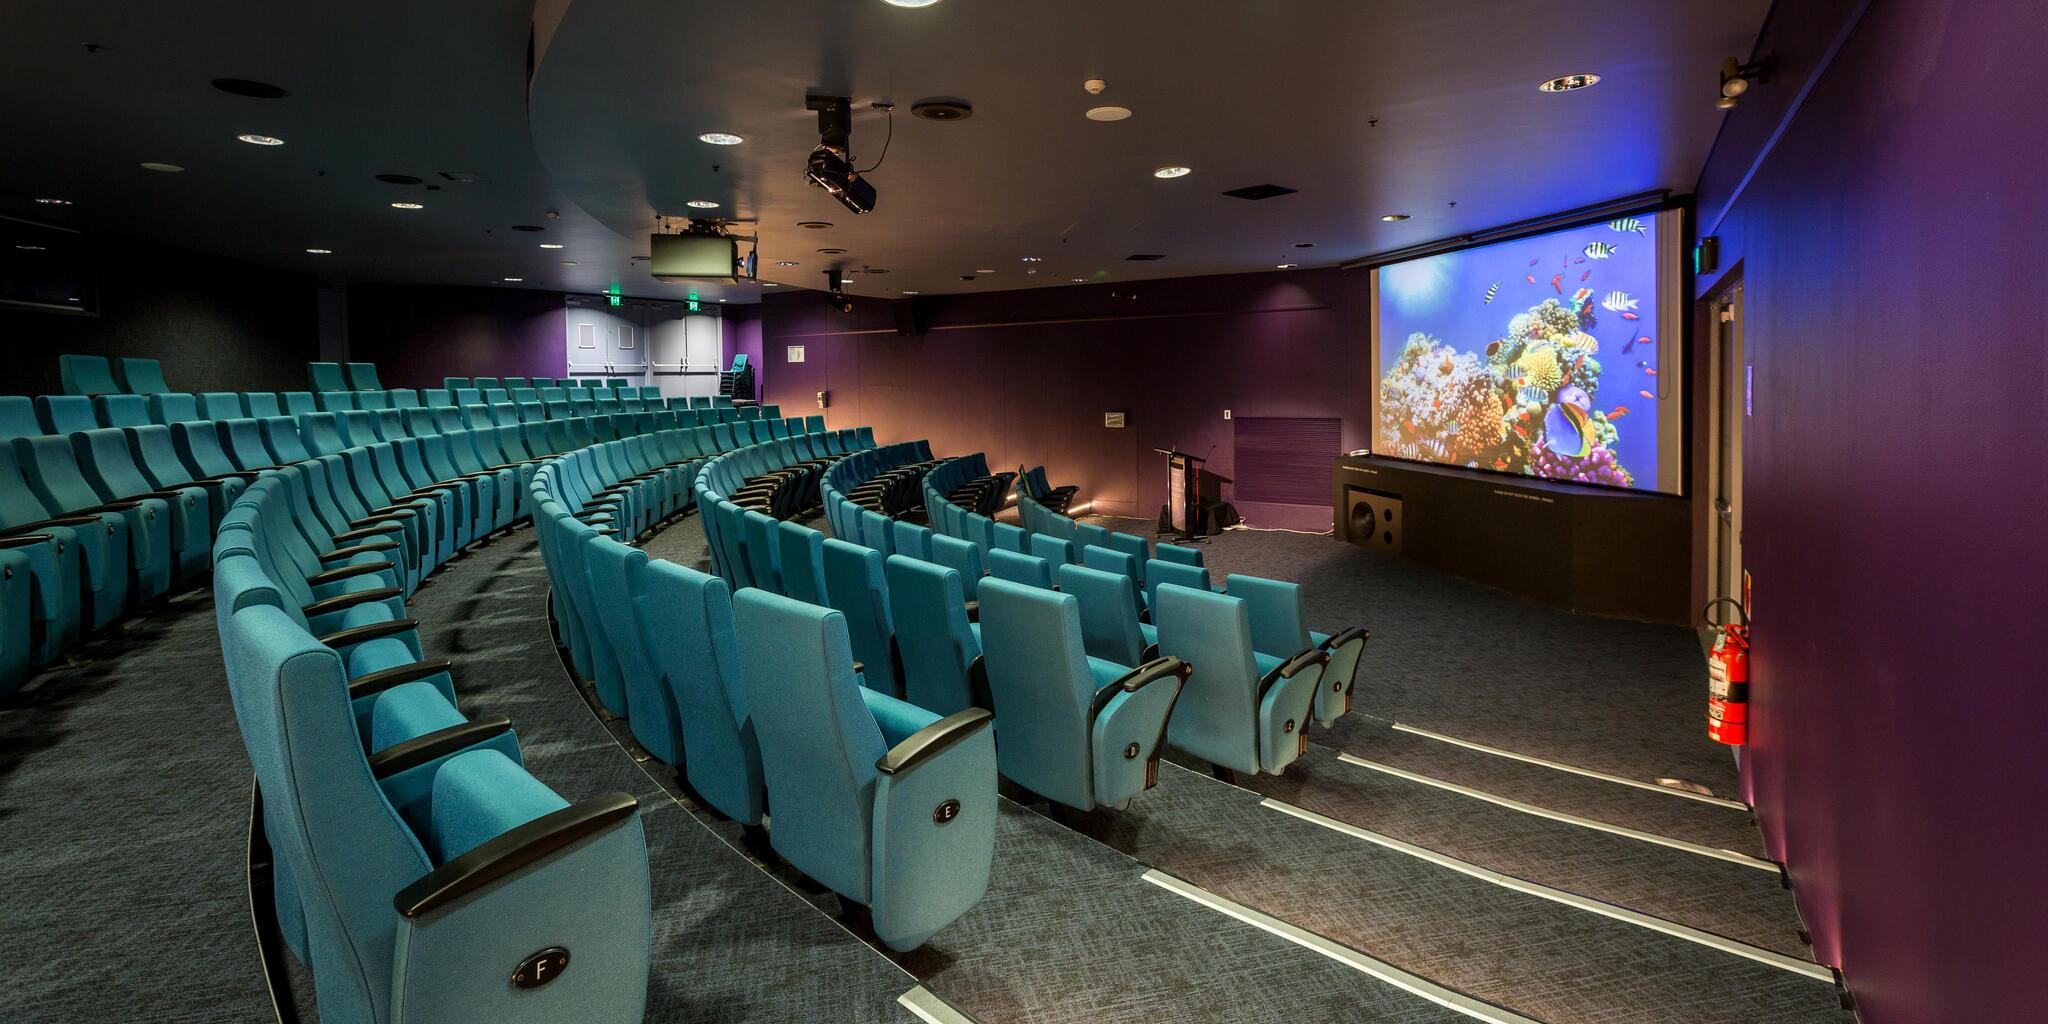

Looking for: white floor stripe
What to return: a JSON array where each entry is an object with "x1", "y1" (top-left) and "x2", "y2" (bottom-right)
[
  {"x1": 898, "y1": 985, "x2": 979, "y2": 1024},
  {"x1": 1389, "y1": 723, "x2": 1752, "y2": 810},
  {"x1": 1338, "y1": 753, "x2": 1780, "y2": 873},
  {"x1": 1259, "y1": 798, "x2": 1835, "y2": 982},
  {"x1": 1141, "y1": 869, "x2": 1549, "y2": 1024}
]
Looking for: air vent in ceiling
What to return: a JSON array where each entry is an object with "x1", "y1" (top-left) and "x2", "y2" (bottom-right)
[
  {"x1": 1125, "y1": 254, "x2": 1167, "y2": 261},
  {"x1": 509, "y1": 224, "x2": 545, "y2": 232},
  {"x1": 375, "y1": 173, "x2": 423, "y2": 185},
  {"x1": 912, "y1": 98, "x2": 973, "y2": 121},
  {"x1": 1222, "y1": 184, "x2": 1298, "y2": 201}
]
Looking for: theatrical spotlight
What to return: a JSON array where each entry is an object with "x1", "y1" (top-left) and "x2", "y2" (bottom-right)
[
  {"x1": 824, "y1": 267, "x2": 855, "y2": 314},
  {"x1": 1717, "y1": 54, "x2": 1773, "y2": 110},
  {"x1": 804, "y1": 95, "x2": 879, "y2": 214}
]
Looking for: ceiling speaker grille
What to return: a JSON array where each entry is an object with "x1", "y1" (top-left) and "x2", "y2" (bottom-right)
[{"x1": 1222, "y1": 184, "x2": 1298, "y2": 201}]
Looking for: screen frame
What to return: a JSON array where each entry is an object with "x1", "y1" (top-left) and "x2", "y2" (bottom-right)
[{"x1": 1365, "y1": 199, "x2": 1691, "y2": 497}]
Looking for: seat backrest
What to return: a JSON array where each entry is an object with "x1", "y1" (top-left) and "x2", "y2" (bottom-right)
[
  {"x1": 1058, "y1": 563, "x2": 1148, "y2": 666},
  {"x1": 883, "y1": 555, "x2": 980, "y2": 716},
  {"x1": 242, "y1": 392, "x2": 283, "y2": 419},
  {"x1": 15, "y1": 434, "x2": 110, "y2": 514},
  {"x1": 280, "y1": 391, "x2": 318, "y2": 416},
  {"x1": 35, "y1": 395, "x2": 97, "y2": 435},
  {"x1": 386, "y1": 389, "x2": 421, "y2": 410},
  {"x1": 307, "y1": 362, "x2": 348, "y2": 392},
  {"x1": 1153, "y1": 584, "x2": 1258, "y2": 763},
  {"x1": 113, "y1": 357, "x2": 171, "y2": 395},
  {"x1": 1224, "y1": 574, "x2": 1312, "y2": 658},
  {"x1": 316, "y1": 390, "x2": 358, "y2": 412},
  {"x1": 221, "y1": 418, "x2": 278, "y2": 470},
  {"x1": 775, "y1": 520, "x2": 829, "y2": 605},
  {"x1": 821, "y1": 538, "x2": 897, "y2": 696},
  {"x1": 354, "y1": 390, "x2": 390, "y2": 410},
  {"x1": 639, "y1": 560, "x2": 764, "y2": 825},
  {"x1": 976, "y1": 577, "x2": 1099, "y2": 804},
  {"x1": 732, "y1": 588, "x2": 883, "y2": 901},
  {"x1": 993, "y1": 521, "x2": 1028, "y2": 554},
  {"x1": 890, "y1": 520, "x2": 934, "y2": 563},
  {"x1": 1154, "y1": 541, "x2": 1205, "y2": 568},
  {"x1": 260, "y1": 417, "x2": 313, "y2": 465},
  {"x1": 442, "y1": 376, "x2": 471, "y2": 391},
  {"x1": 344, "y1": 362, "x2": 382, "y2": 390},
  {"x1": 1145, "y1": 559, "x2": 1213, "y2": 614},
  {"x1": 148, "y1": 392, "x2": 201, "y2": 425},
  {"x1": 197, "y1": 392, "x2": 245, "y2": 421},
  {"x1": 296, "y1": 413, "x2": 349, "y2": 457},
  {"x1": 59, "y1": 354, "x2": 121, "y2": 396},
  {"x1": 95, "y1": 393, "x2": 152, "y2": 428},
  {"x1": 988, "y1": 548, "x2": 1054, "y2": 591},
  {"x1": 1074, "y1": 521, "x2": 1112, "y2": 554},
  {"x1": 928, "y1": 534, "x2": 984, "y2": 602},
  {"x1": 72, "y1": 427, "x2": 156, "y2": 501}
]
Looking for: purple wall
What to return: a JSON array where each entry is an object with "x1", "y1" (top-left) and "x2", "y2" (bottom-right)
[
  {"x1": 1695, "y1": 2, "x2": 2045, "y2": 1020},
  {"x1": 760, "y1": 268, "x2": 1371, "y2": 531},
  {"x1": 346, "y1": 284, "x2": 566, "y2": 388},
  {"x1": 726, "y1": 304, "x2": 764, "y2": 402}
]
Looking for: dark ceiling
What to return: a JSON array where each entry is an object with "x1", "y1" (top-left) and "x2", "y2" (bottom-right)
[{"x1": 1, "y1": 1, "x2": 1767, "y2": 305}]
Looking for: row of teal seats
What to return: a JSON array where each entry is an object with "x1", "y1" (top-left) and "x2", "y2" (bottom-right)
[
  {"x1": 215, "y1": 463, "x2": 651, "y2": 1024},
  {"x1": 307, "y1": 361, "x2": 385, "y2": 392},
  {"x1": 826, "y1": 448, "x2": 1368, "y2": 778},
  {"x1": 532, "y1": 424, "x2": 996, "y2": 952},
  {"x1": 57, "y1": 354, "x2": 173, "y2": 396},
  {"x1": 692, "y1": 427, "x2": 874, "y2": 597},
  {"x1": 4, "y1": 390, "x2": 770, "y2": 437},
  {"x1": 718, "y1": 437, "x2": 1199, "y2": 813}
]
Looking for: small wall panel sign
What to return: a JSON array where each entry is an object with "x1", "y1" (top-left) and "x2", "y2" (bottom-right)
[
  {"x1": 787, "y1": 345, "x2": 806, "y2": 363},
  {"x1": 1104, "y1": 411, "x2": 1126, "y2": 428}
]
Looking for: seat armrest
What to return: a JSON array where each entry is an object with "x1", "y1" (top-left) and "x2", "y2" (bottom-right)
[
  {"x1": 349, "y1": 659, "x2": 454, "y2": 700},
  {"x1": 393, "y1": 792, "x2": 640, "y2": 920},
  {"x1": 0, "y1": 534, "x2": 55, "y2": 548},
  {"x1": 1089, "y1": 657, "x2": 1192, "y2": 721},
  {"x1": 306, "y1": 560, "x2": 396, "y2": 586},
  {"x1": 317, "y1": 617, "x2": 419, "y2": 649},
  {"x1": 367, "y1": 716, "x2": 514, "y2": 779},
  {"x1": 876, "y1": 708, "x2": 995, "y2": 777},
  {"x1": 1318, "y1": 625, "x2": 1371, "y2": 651},
  {"x1": 332, "y1": 523, "x2": 402, "y2": 543},
  {"x1": 320, "y1": 540, "x2": 400, "y2": 562},
  {"x1": 1257, "y1": 647, "x2": 1330, "y2": 699},
  {"x1": 302, "y1": 586, "x2": 403, "y2": 618}
]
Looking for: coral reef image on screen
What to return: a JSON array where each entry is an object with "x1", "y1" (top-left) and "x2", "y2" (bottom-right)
[{"x1": 1375, "y1": 216, "x2": 1665, "y2": 490}]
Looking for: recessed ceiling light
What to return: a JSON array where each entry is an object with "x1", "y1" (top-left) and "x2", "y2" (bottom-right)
[
  {"x1": 33, "y1": 197, "x2": 72, "y2": 205},
  {"x1": 1071, "y1": 278, "x2": 1086, "y2": 283},
  {"x1": 140, "y1": 162, "x2": 184, "y2": 172},
  {"x1": 818, "y1": 247, "x2": 847, "y2": 255},
  {"x1": 391, "y1": 202, "x2": 424, "y2": 210},
  {"x1": 1020, "y1": 256, "x2": 1043, "y2": 262},
  {"x1": 1538, "y1": 73, "x2": 1601, "y2": 93},
  {"x1": 305, "y1": 248, "x2": 332, "y2": 254},
  {"x1": 797, "y1": 220, "x2": 833, "y2": 229},
  {"x1": 539, "y1": 243, "x2": 564, "y2": 250},
  {"x1": 976, "y1": 269, "x2": 996, "y2": 274},
  {"x1": 902, "y1": 290, "x2": 921, "y2": 295},
  {"x1": 561, "y1": 261, "x2": 579, "y2": 266},
  {"x1": 16, "y1": 244, "x2": 48, "y2": 251},
  {"x1": 686, "y1": 200, "x2": 720, "y2": 209},
  {"x1": 503, "y1": 277, "x2": 523, "y2": 282},
  {"x1": 777, "y1": 260, "x2": 800, "y2": 267},
  {"x1": 762, "y1": 282, "x2": 779, "y2": 287},
  {"x1": 236, "y1": 133, "x2": 285, "y2": 146},
  {"x1": 1153, "y1": 165, "x2": 1193, "y2": 179},
  {"x1": 1086, "y1": 106, "x2": 1133, "y2": 122},
  {"x1": 698, "y1": 132, "x2": 744, "y2": 146},
  {"x1": 882, "y1": 0, "x2": 942, "y2": 7},
  {"x1": 1381, "y1": 213, "x2": 1410, "y2": 221},
  {"x1": 1276, "y1": 263, "x2": 1298, "y2": 269}
]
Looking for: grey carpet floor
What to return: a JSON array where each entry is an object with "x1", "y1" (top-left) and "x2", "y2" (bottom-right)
[
  {"x1": 0, "y1": 587, "x2": 277, "y2": 1024},
  {"x1": 1057, "y1": 762, "x2": 1851, "y2": 1024}
]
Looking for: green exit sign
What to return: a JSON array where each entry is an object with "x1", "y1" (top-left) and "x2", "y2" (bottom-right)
[
  {"x1": 687, "y1": 292, "x2": 701, "y2": 312},
  {"x1": 607, "y1": 284, "x2": 621, "y2": 307}
]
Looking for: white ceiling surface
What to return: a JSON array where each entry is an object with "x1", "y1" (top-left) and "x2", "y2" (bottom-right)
[{"x1": 2, "y1": 1, "x2": 1765, "y2": 305}]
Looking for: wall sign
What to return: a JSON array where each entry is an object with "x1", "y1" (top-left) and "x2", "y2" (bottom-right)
[
  {"x1": 787, "y1": 345, "x2": 806, "y2": 363},
  {"x1": 1104, "y1": 411, "x2": 1126, "y2": 428}
]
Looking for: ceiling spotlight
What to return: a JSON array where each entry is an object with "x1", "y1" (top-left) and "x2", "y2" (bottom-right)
[
  {"x1": 1381, "y1": 213, "x2": 1411, "y2": 221},
  {"x1": 503, "y1": 277, "x2": 523, "y2": 282},
  {"x1": 1084, "y1": 79, "x2": 1108, "y2": 95},
  {"x1": 1153, "y1": 165, "x2": 1193, "y2": 179},
  {"x1": 777, "y1": 260, "x2": 800, "y2": 267},
  {"x1": 1276, "y1": 263, "x2": 1298, "y2": 269},
  {"x1": 539, "y1": 242, "x2": 564, "y2": 249},
  {"x1": 305, "y1": 248, "x2": 332, "y2": 254},
  {"x1": 1020, "y1": 256, "x2": 1043, "y2": 262},
  {"x1": 976, "y1": 269, "x2": 996, "y2": 274},
  {"x1": 1086, "y1": 106, "x2": 1133, "y2": 122},
  {"x1": 140, "y1": 162, "x2": 184, "y2": 172},
  {"x1": 236, "y1": 133, "x2": 285, "y2": 146},
  {"x1": 34, "y1": 197, "x2": 73, "y2": 205},
  {"x1": 902, "y1": 289, "x2": 921, "y2": 295},
  {"x1": 1537, "y1": 74, "x2": 1600, "y2": 93},
  {"x1": 882, "y1": 0, "x2": 942, "y2": 6},
  {"x1": 391, "y1": 202, "x2": 424, "y2": 210},
  {"x1": 686, "y1": 200, "x2": 720, "y2": 209},
  {"x1": 805, "y1": 95, "x2": 877, "y2": 214},
  {"x1": 1718, "y1": 54, "x2": 1773, "y2": 110},
  {"x1": 697, "y1": 132, "x2": 744, "y2": 146}
]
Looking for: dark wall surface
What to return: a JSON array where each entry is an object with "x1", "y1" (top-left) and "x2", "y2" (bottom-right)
[
  {"x1": 1, "y1": 238, "x2": 317, "y2": 396},
  {"x1": 345, "y1": 283, "x2": 567, "y2": 390},
  {"x1": 1693, "y1": 2, "x2": 2045, "y2": 1020},
  {"x1": 761, "y1": 268, "x2": 1372, "y2": 531}
]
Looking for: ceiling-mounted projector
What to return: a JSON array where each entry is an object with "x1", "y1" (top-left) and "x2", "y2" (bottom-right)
[
  {"x1": 804, "y1": 95, "x2": 877, "y2": 215},
  {"x1": 650, "y1": 221, "x2": 740, "y2": 282}
]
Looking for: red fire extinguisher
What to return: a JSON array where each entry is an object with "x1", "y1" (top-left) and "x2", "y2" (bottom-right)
[{"x1": 1704, "y1": 598, "x2": 1750, "y2": 745}]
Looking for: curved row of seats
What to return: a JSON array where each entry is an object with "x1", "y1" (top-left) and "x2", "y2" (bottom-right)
[
  {"x1": 211, "y1": 417, "x2": 655, "y2": 1024},
  {"x1": 532, "y1": 420, "x2": 998, "y2": 953},
  {"x1": 0, "y1": 377, "x2": 776, "y2": 695}
]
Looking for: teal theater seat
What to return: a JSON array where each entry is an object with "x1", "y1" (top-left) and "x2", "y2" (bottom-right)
[
  {"x1": 1224, "y1": 574, "x2": 1370, "y2": 728},
  {"x1": 884, "y1": 555, "x2": 984, "y2": 716},
  {"x1": 1152, "y1": 583, "x2": 1327, "y2": 777},
  {"x1": 114, "y1": 357, "x2": 172, "y2": 395},
  {"x1": 59, "y1": 354, "x2": 121, "y2": 397},
  {"x1": 640, "y1": 560, "x2": 766, "y2": 826},
  {"x1": 308, "y1": 362, "x2": 349, "y2": 392},
  {"x1": 733, "y1": 588, "x2": 994, "y2": 952},
  {"x1": 14, "y1": 434, "x2": 171, "y2": 605},
  {"x1": 345, "y1": 361, "x2": 383, "y2": 390}
]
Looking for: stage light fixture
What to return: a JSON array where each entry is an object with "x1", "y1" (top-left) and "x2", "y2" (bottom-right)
[{"x1": 804, "y1": 95, "x2": 877, "y2": 215}]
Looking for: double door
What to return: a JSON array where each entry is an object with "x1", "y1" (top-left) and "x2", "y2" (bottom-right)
[{"x1": 565, "y1": 297, "x2": 720, "y2": 392}]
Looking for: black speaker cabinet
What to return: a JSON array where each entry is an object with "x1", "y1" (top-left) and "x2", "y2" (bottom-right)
[
  {"x1": 1333, "y1": 455, "x2": 1689, "y2": 623},
  {"x1": 1341, "y1": 487, "x2": 1402, "y2": 555}
]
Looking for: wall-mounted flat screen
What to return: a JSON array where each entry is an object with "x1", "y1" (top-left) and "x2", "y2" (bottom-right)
[
  {"x1": 1370, "y1": 208, "x2": 1683, "y2": 494},
  {"x1": 1, "y1": 218, "x2": 98, "y2": 315}
]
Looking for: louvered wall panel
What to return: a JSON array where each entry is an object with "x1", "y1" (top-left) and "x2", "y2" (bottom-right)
[{"x1": 1232, "y1": 416, "x2": 1341, "y2": 505}]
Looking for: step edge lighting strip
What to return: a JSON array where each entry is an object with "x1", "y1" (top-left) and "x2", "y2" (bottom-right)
[
  {"x1": 1388, "y1": 723, "x2": 1752, "y2": 810},
  {"x1": 1338, "y1": 753, "x2": 1780, "y2": 872},
  {"x1": 898, "y1": 985, "x2": 981, "y2": 1024},
  {"x1": 1259, "y1": 798, "x2": 1835, "y2": 982},
  {"x1": 1141, "y1": 869, "x2": 1550, "y2": 1024}
]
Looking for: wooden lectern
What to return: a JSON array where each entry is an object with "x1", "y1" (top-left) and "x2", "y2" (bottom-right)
[{"x1": 1155, "y1": 448, "x2": 1209, "y2": 542}]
